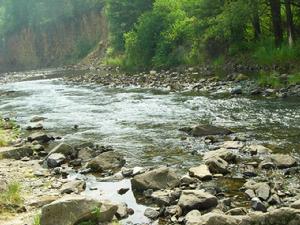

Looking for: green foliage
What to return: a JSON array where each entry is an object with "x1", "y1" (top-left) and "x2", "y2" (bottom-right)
[
  {"x1": 288, "y1": 73, "x2": 300, "y2": 85},
  {"x1": 0, "y1": 117, "x2": 19, "y2": 147},
  {"x1": 33, "y1": 214, "x2": 41, "y2": 225},
  {"x1": 0, "y1": 182, "x2": 23, "y2": 214},
  {"x1": 258, "y1": 71, "x2": 282, "y2": 88},
  {"x1": 76, "y1": 207, "x2": 101, "y2": 225}
]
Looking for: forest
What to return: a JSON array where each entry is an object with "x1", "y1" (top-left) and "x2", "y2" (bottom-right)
[{"x1": 0, "y1": 0, "x2": 300, "y2": 71}]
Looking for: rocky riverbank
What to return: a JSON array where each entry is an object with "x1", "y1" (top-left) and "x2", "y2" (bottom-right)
[
  {"x1": 1, "y1": 116, "x2": 300, "y2": 225},
  {"x1": 65, "y1": 66, "x2": 300, "y2": 98}
]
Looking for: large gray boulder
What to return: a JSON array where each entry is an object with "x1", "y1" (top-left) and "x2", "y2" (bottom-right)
[
  {"x1": 47, "y1": 143, "x2": 75, "y2": 157},
  {"x1": 40, "y1": 195, "x2": 118, "y2": 225},
  {"x1": 269, "y1": 154, "x2": 297, "y2": 169},
  {"x1": 86, "y1": 151, "x2": 125, "y2": 173},
  {"x1": 131, "y1": 166, "x2": 180, "y2": 191},
  {"x1": 178, "y1": 190, "x2": 218, "y2": 213}
]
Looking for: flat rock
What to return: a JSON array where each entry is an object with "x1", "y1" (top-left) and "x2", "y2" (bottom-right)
[
  {"x1": 247, "y1": 145, "x2": 272, "y2": 155},
  {"x1": 47, "y1": 153, "x2": 66, "y2": 168},
  {"x1": 255, "y1": 183, "x2": 270, "y2": 201},
  {"x1": 269, "y1": 154, "x2": 297, "y2": 169},
  {"x1": 0, "y1": 146, "x2": 33, "y2": 160},
  {"x1": 144, "y1": 208, "x2": 160, "y2": 220},
  {"x1": 60, "y1": 180, "x2": 86, "y2": 194},
  {"x1": 40, "y1": 195, "x2": 118, "y2": 225},
  {"x1": 28, "y1": 132, "x2": 52, "y2": 143},
  {"x1": 178, "y1": 190, "x2": 218, "y2": 213},
  {"x1": 87, "y1": 151, "x2": 125, "y2": 173},
  {"x1": 203, "y1": 148, "x2": 238, "y2": 163},
  {"x1": 221, "y1": 141, "x2": 244, "y2": 149},
  {"x1": 47, "y1": 143, "x2": 75, "y2": 157},
  {"x1": 189, "y1": 165, "x2": 212, "y2": 180},
  {"x1": 205, "y1": 156, "x2": 229, "y2": 174},
  {"x1": 131, "y1": 166, "x2": 180, "y2": 191}
]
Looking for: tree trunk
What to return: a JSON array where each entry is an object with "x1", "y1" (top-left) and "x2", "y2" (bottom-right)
[
  {"x1": 251, "y1": 0, "x2": 261, "y2": 40},
  {"x1": 284, "y1": 0, "x2": 296, "y2": 46},
  {"x1": 269, "y1": 0, "x2": 283, "y2": 47}
]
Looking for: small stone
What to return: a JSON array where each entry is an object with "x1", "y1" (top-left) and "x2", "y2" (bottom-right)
[
  {"x1": 144, "y1": 208, "x2": 160, "y2": 220},
  {"x1": 47, "y1": 153, "x2": 66, "y2": 168},
  {"x1": 251, "y1": 197, "x2": 267, "y2": 212},
  {"x1": 118, "y1": 188, "x2": 129, "y2": 195},
  {"x1": 189, "y1": 165, "x2": 212, "y2": 180},
  {"x1": 205, "y1": 156, "x2": 229, "y2": 174},
  {"x1": 255, "y1": 183, "x2": 270, "y2": 201}
]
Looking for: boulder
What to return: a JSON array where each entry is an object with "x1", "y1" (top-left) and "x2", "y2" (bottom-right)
[
  {"x1": 185, "y1": 210, "x2": 202, "y2": 225},
  {"x1": 40, "y1": 196, "x2": 118, "y2": 225},
  {"x1": 47, "y1": 143, "x2": 75, "y2": 158},
  {"x1": 251, "y1": 197, "x2": 267, "y2": 212},
  {"x1": 86, "y1": 151, "x2": 125, "y2": 173},
  {"x1": 0, "y1": 146, "x2": 33, "y2": 159},
  {"x1": 226, "y1": 207, "x2": 248, "y2": 216},
  {"x1": 47, "y1": 153, "x2": 66, "y2": 168},
  {"x1": 60, "y1": 180, "x2": 86, "y2": 194},
  {"x1": 185, "y1": 212, "x2": 242, "y2": 225},
  {"x1": 178, "y1": 190, "x2": 218, "y2": 213},
  {"x1": 131, "y1": 166, "x2": 180, "y2": 191},
  {"x1": 28, "y1": 132, "x2": 52, "y2": 143},
  {"x1": 116, "y1": 202, "x2": 129, "y2": 219},
  {"x1": 181, "y1": 125, "x2": 232, "y2": 137},
  {"x1": 151, "y1": 189, "x2": 180, "y2": 206},
  {"x1": 269, "y1": 154, "x2": 297, "y2": 169},
  {"x1": 144, "y1": 208, "x2": 160, "y2": 220},
  {"x1": 203, "y1": 148, "x2": 238, "y2": 163},
  {"x1": 291, "y1": 199, "x2": 300, "y2": 209},
  {"x1": 189, "y1": 165, "x2": 212, "y2": 180},
  {"x1": 255, "y1": 183, "x2": 270, "y2": 201},
  {"x1": 247, "y1": 145, "x2": 272, "y2": 156},
  {"x1": 30, "y1": 116, "x2": 47, "y2": 122},
  {"x1": 205, "y1": 157, "x2": 229, "y2": 174}
]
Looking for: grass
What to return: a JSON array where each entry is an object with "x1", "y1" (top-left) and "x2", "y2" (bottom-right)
[
  {"x1": 258, "y1": 71, "x2": 283, "y2": 88},
  {"x1": 0, "y1": 182, "x2": 23, "y2": 214},
  {"x1": 103, "y1": 55, "x2": 125, "y2": 67},
  {"x1": 288, "y1": 73, "x2": 300, "y2": 85},
  {"x1": 32, "y1": 214, "x2": 41, "y2": 225},
  {"x1": 0, "y1": 117, "x2": 20, "y2": 147}
]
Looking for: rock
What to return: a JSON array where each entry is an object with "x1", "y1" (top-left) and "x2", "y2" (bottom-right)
[
  {"x1": 30, "y1": 116, "x2": 46, "y2": 122},
  {"x1": 205, "y1": 157, "x2": 229, "y2": 174},
  {"x1": 230, "y1": 86, "x2": 242, "y2": 95},
  {"x1": 144, "y1": 208, "x2": 160, "y2": 220},
  {"x1": 181, "y1": 175, "x2": 197, "y2": 185},
  {"x1": 118, "y1": 188, "x2": 129, "y2": 195},
  {"x1": 259, "y1": 160, "x2": 275, "y2": 170},
  {"x1": 185, "y1": 210, "x2": 202, "y2": 225},
  {"x1": 247, "y1": 145, "x2": 272, "y2": 156},
  {"x1": 182, "y1": 125, "x2": 232, "y2": 137},
  {"x1": 28, "y1": 132, "x2": 52, "y2": 143},
  {"x1": 28, "y1": 196, "x2": 59, "y2": 208},
  {"x1": 245, "y1": 189, "x2": 256, "y2": 199},
  {"x1": 86, "y1": 151, "x2": 125, "y2": 173},
  {"x1": 26, "y1": 123, "x2": 44, "y2": 131},
  {"x1": 269, "y1": 154, "x2": 297, "y2": 169},
  {"x1": 116, "y1": 202, "x2": 129, "y2": 219},
  {"x1": 203, "y1": 148, "x2": 238, "y2": 163},
  {"x1": 226, "y1": 207, "x2": 247, "y2": 216},
  {"x1": 0, "y1": 146, "x2": 33, "y2": 159},
  {"x1": 32, "y1": 144, "x2": 44, "y2": 152},
  {"x1": 69, "y1": 159, "x2": 82, "y2": 167},
  {"x1": 268, "y1": 194, "x2": 281, "y2": 205},
  {"x1": 47, "y1": 143, "x2": 75, "y2": 158},
  {"x1": 189, "y1": 165, "x2": 212, "y2": 180},
  {"x1": 47, "y1": 153, "x2": 66, "y2": 168},
  {"x1": 0, "y1": 179, "x2": 7, "y2": 192},
  {"x1": 251, "y1": 197, "x2": 267, "y2": 212},
  {"x1": 151, "y1": 189, "x2": 179, "y2": 206},
  {"x1": 178, "y1": 190, "x2": 218, "y2": 213},
  {"x1": 165, "y1": 205, "x2": 182, "y2": 217},
  {"x1": 255, "y1": 183, "x2": 270, "y2": 201},
  {"x1": 291, "y1": 199, "x2": 300, "y2": 209},
  {"x1": 40, "y1": 195, "x2": 118, "y2": 225},
  {"x1": 186, "y1": 212, "x2": 242, "y2": 225},
  {"x1": 60, "y1": 180, "x2": 86, "y2": 194},
  {"x1": 221, "y1": 141, "x2": 244, "y2": 149},
  {"x1": 131, "y1": 166, "x2": 180, "y2": 191}
]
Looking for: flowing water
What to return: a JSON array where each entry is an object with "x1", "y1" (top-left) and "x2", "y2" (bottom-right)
[{"x1": 0, "y1": 69, "x2": 299, "y2": 223}]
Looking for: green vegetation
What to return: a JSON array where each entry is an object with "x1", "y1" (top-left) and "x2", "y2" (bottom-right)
[
  {"x1": 76, "y1": 207, "x2": 101, "y2": 225},
  {"x1": 33, "y1": 214, "x2": 41, "y2": 225},
  {"x1": 104, "y1": 0, "x2": 300, "y2": 71},
  {"x1": 0, "y1": 117, "x2": 19, "y2": 147},
  {"x1": 258, "y1": 71, "x2": 283, "y2": 88},
  {"x1": 0, "y1": 182, "x2": 23, "y2": 214}
]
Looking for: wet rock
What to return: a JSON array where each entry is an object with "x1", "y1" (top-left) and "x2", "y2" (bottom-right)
[
  {"x1": 121, "y1": 168, "x2": 133, "y2": 177},
  {"x1": 116, "y1": 202, "x2": 129, "y2": 219},
  {"x1": 144, "y1": 208, "x2": 160, "y2": 220},
  {"x1": 86, "y1": 151, "x2": 125, "y2": 173},
  {"x1": 226, "y1": 207, "x2": 247, "y2": 216},
  {"x1": 247, "y1": 144, "x2": 272, "y2": 156},
  {"x1": 189, "y1": 165, "x2": 212, "y2": 180},
  {"x1": 221, "y1": 141, "x2": 244, "y2": 149},
  {"x1": 0, "y1": 146, "x2": 33, "y2": 159},
  {"x1": 118, "y1": 188, "x2": 129, "y2": 195},
  {"x1": 151, "y1": 189, "x2": 180, "y2": 206},
  {"x1": 131, "y1": 166, "x2": 180, "y2": 191},
  {"x1": 185, "y1": 210, "x2": 202, "y2": 225},
  {"x1": 47, "y1": 143, "x2": 75, "y2": 158},
  {"x1": 30, "y1": 116, "x2": 47, "y2": 122},
  {"x1": 69, "y1": 159, "x2": 82, "y2": 167},
  {"x1": 291, "y1": 199, "x2": 300, "y2": 209},
  {"x1": 47, "y1": 153, "x2": 66, "y2": 168},
  {"x1": 251, "y1": 197, "x2": 267, "y2": 212},
  {"x1": 178, "y1": 190, "x2": 218, "y2": 213},
  {"x1": 40, "y1": 195, "x2": 118, "y2": 225},
  {"x1": 205, "y1": 156, "x2": 229, "y2": 174},
  {"x1": 28, "y1": 196, "x2": 59, "y2": 208},
  {"x1": 27, "y1": 132, "x2": 52, "y2": 143},
  {"x1": 78, "y1": 147, "x2": 95, "y2": 162},
  {"x1": 181, "y1": 125, "x2": 232, "y2": 137},
  {"x1": 60, "y1": 180, "x2": 86, "y2": 194},
  {"x1": 203, "y1": 148, "x2": 238, "y2": 163},
  {"x1": 230, "y1": 86, "x2": 242, "y2": 95},
  {"x1": 26, "y1": 123, "x2": 44, "y2": 131},
  {"x1": 255, "y1": 183, "x2": 270, "y2": 201},
  {"x1": 269, "y1": 154, "x2": 297, "y2": 169}
]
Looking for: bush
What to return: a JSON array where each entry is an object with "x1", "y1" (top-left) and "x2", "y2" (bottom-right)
[
  {"x1": 258, "y1": 71, "x2": 282, "y2": 88},
  {"x1": 0, "y1": 182, "x2": 23, "y2": 214}
]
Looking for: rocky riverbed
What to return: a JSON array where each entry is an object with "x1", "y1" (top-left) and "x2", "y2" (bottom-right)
[{"x1": 0, "y1": 68, "x2": 300, "y2": 225}]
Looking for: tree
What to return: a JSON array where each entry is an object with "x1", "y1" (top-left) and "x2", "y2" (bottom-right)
[
  {"x1": 269, "y1": 0, "x2": 283, "y2": 47},
  {"x1": 284, "y1": 0, "x2": 296, "y2": 46}
]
